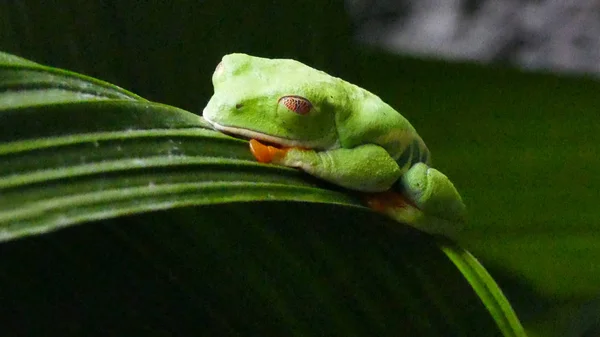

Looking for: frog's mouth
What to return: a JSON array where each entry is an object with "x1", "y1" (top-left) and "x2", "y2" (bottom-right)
[{"x1": 204, "y1": 117, "x2": 337, "y2": 150}]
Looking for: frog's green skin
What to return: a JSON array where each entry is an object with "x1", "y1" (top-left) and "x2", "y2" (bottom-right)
[{"x1": 203, "y1": 53, "x2": 466, "y2": 235}]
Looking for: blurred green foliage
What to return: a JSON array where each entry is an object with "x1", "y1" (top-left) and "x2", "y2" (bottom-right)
[{"x1": 1, "y1": 1, "x2": 599, "y2": 335}]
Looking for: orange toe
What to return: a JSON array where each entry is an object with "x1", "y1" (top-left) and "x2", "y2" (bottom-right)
[
  {"x1": 363, "y1": 190, "x2": 416, "y2": 212},
  {"x1": 249, "y1": 139, "x2": 289, "y2": 163}
]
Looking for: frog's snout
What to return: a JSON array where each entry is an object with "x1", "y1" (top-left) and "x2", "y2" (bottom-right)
[{"x1": 203, "y1": 96, "x2": 234, "y2": 122}]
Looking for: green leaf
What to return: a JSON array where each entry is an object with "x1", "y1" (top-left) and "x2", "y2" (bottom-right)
[
  {"x1": 0, "y1": 51, "x2": 526, "y2": 336},
  {"x1": 441, "y1": 242, "x2": 526, "y2": 337}
]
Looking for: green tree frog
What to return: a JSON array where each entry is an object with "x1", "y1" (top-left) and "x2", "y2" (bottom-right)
[{"x1": 203, "y1": 53, "x2": 466, "y2": 235}]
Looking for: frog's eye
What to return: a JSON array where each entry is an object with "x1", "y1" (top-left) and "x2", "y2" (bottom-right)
[{"x1": 278, "y1": 95, "x2": 312, "y2": 115}]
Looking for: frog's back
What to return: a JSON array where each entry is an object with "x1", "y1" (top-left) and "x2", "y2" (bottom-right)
[{"x1": 343, "y1": 84, "x2": 431, "y2": 173}]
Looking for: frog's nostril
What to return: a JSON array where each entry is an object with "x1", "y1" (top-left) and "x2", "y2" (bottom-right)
[{"x1": 235, "y1": 103, "x2": 244, "y2": 109}]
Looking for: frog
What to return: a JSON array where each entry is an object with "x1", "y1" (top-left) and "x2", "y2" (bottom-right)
[{"x1": 202, "y1": 53, "x2": 466, "y2": 235}]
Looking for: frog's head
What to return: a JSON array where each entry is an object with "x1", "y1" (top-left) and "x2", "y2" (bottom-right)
[{"x1": 203, "y1": 53, "x2": 342, "y2": 149}]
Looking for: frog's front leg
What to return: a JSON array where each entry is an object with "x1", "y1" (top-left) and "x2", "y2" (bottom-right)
[
  {"x1": 249, "y1": 140, "x2": 465, "y2": 236},
  {"x1": 249, "y1": 139, "x2": 401, "y2": 192}
]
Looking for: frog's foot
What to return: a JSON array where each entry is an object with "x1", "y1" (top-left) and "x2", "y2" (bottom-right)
[
  {"x1": 249, "y1": 139, "x2": 290, "y2": 163},
  {"x1": 363, "y1": 188, "x2": 464, "y2": 236},
  {"x1": 362, "y1": 191, "x2": 424, "y2": 225},
  {"x1": 363, "y1": 190, "x2": 415, "y2": 212}
]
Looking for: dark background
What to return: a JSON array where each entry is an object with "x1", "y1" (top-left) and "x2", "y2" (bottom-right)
[{"x1": 1, "y1": 1, "x2": 599, "y2": 335}]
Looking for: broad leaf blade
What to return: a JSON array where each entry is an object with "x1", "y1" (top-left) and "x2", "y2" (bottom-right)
[
  {"x1": 0, "y1": 51, "x2": 143, "y2": 106},
  {"x1": 0, "y1": 53, "x2": 359, "y2": 240}
]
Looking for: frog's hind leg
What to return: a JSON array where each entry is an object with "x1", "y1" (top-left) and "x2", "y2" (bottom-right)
[
  {"x1": 363, "y1": 163, "x2": 466, "y2": 236},
  {"x1": 400, "y1": 163, "x2": 466, "y2": 235}
]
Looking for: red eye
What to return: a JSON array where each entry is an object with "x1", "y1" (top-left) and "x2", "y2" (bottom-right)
[{"x1": 278, "y1": 95, "x2": 312, "y2": 115}]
